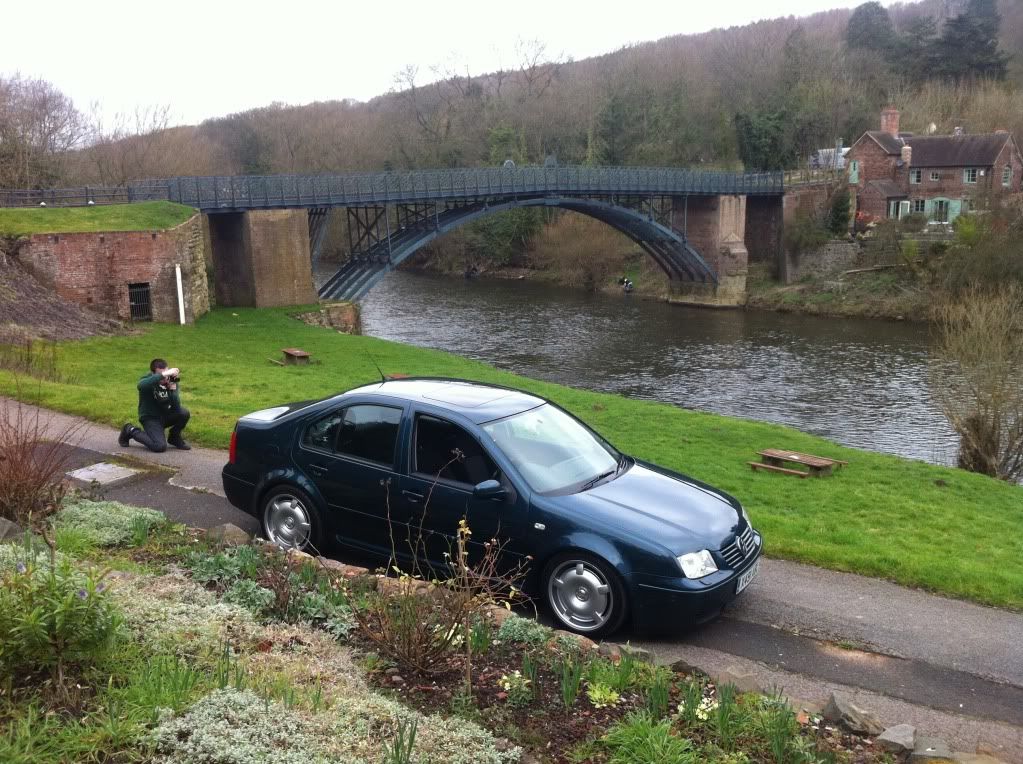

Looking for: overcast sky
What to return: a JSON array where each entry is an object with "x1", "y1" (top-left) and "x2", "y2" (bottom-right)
[{"x1": 3, "y1": 0, "x2": 892, "y2": 127}]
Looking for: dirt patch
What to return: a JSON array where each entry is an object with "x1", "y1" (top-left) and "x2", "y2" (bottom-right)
[{"x1": 0, "y1": 254, "x2": 125, "y2": 341}]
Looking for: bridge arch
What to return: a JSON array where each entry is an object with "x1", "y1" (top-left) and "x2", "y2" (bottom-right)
[{"x1": 319, "y1": 196, "x2": 717, "y2": 301}]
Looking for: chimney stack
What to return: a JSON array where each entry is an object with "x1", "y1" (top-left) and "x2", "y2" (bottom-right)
[{"x1": 881, "y1": 107, "x2": 900, "y2": 137}]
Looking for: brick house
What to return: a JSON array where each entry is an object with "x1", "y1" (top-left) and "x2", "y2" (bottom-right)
[{"x1": 847, "y1": 108, "x2": 1022, "y2": 224}]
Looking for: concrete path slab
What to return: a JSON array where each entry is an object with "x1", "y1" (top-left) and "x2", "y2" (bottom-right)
[{"x1": 67, "y1": 461, "x2": 141, "y2": 485}]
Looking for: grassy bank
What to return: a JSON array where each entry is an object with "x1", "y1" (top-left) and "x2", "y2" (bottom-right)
[
  {"x1": 1, "y1": 307, "x2": 1020, "y2": 610},
  {"x1": 745, "y1": 264, "x2": 931, "y2": 321},
  {"x1": 0, "y1": 202, "x2": 195, "y2": 235}
]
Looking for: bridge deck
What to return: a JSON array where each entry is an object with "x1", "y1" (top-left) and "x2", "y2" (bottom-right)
[{"x1": 1, "y1": 166, "x2": 784, "y2": 212}]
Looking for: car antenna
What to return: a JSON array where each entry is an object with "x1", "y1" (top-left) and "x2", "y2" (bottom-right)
[{"x1": 366, "y1": 352, "x2": 386, "y2": 385}]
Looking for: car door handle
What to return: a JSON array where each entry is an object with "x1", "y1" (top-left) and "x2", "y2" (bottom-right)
[
  {"x1": 307, "y1": 463, "x2": 329, "y2": 477},
  {"x1": 402, "y1": 490, "x2": 425, "y2": 504}
]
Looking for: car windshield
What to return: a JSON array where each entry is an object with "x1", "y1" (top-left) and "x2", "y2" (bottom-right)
[{"x1": 482, "y1": 404, "x2": 619, "y2": 494}]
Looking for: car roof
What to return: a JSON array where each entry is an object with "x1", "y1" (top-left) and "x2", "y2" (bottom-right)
[{"x1": 342, "y1": 378, "x2": 546, "y2": 424}]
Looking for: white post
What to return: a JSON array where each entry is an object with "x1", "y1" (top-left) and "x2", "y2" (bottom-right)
[{"x1": 175, "y1": 264, "x2": 186, "y2": 325}]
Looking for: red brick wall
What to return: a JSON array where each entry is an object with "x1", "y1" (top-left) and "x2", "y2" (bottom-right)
[{"x1": 16, "y1": 215, "x2": 209, "y2": 323}]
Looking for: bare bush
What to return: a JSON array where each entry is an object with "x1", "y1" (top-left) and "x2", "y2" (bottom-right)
[
  {"x1": 930, "y1": 287, "x2": 1023, "y2": 481},
  {"x1": 349, "y1": 459, "x2": 529, "y2": 682},
  {"x1": 0, "y1": 396, "x2": 81, "y2": 529}
]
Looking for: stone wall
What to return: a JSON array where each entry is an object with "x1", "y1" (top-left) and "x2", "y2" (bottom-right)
[
  {"x1": 295, "y1": 302, "x2": 361, "y2": 335},
  {"x1": 782, "y1": 239, "x2": 862, "y2": 284},
  {"x1": 14, "y1": 215, "x2": 210, "y2": 323}
]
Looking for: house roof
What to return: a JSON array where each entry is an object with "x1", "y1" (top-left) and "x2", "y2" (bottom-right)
[
  {"x1": 866, "y1": 179, "x2": 907, "y2": 199},
  {"x1": 863, "y1": 130, "x2": 1012, "y2": 168}
]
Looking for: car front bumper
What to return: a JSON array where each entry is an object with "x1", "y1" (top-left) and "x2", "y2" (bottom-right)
[{"x1": 629, "y1": 546, "x2": 762, "y2": 634}]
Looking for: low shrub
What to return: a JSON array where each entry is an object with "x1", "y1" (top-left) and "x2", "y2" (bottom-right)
[
  {"x1": 56, "y1": 499, "x2": 166, "y2": 547},
  {"x1": 153, "y1": 687, "x2": 521, "y2": 764},
  {"x1": 495, "y1": 613, "x2": 553, "y2": 647},
  {"x1": 602, "y1": 711, "x2": 696, "y2": 764},
  {"x1": 0, "y1": 556, "x2": 121, "y2": 686},
  {"x1": 152, "y1": 688, "x2": 329, "y2": 764},
  {"x1": 222, "y1": 578, "x2": 275, "y2": 615}
]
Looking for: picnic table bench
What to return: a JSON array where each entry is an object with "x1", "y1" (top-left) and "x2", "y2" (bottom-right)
[{"x1": 749, "y1": 449, "x2": 848, "y2": 478}]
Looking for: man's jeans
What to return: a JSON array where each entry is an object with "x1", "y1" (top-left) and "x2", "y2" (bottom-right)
[{"x1": 133, "y1": 408, "x2": 190, "y2": 452}]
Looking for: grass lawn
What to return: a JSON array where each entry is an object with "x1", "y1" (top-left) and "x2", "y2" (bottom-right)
[
  {"x1": 1, "y1": 307, "x2": 1021, "y2": 610},
  {"x1": 0, "y1": 202, "x2": 196, "y2": 235}
]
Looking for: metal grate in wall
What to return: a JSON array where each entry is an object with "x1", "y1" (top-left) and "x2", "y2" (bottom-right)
[{"x1": 128, "y1": 283, "x2": 152, "y2": 321}]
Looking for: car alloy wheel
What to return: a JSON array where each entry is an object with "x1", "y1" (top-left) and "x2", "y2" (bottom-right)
[
  {"x1": 545, "y1": 554, "x2": 626, "y2": 636},
  {"x1": 262, "y1": 488, "x2": 319, "y2": 551}
]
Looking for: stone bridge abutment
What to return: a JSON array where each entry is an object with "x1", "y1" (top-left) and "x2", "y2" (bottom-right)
[{"x1": 208, "y1": 209, "x2": 317, "y2": 308}]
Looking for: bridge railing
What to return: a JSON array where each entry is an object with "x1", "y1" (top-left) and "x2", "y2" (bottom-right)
[
  {"x1": 0, "y1": 184, "x2": 169, "y2": 208},
  {"x1": 1, "y1": 167, "x2": 785, "y2": 210},
  {"x1": 157, "y1": 167, "x2": 783, "y2": 210}
]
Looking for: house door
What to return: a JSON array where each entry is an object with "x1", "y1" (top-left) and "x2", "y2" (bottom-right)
[{"x1": 931, "y1": 199, "x2": 950, "y2": 223}]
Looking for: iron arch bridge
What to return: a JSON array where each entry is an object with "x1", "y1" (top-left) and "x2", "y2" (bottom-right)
[
  {"x1": 155, "y1": 166, "x2": 783, "y2": 301},
  {"x1": 2, "y1": 166, "x2": 785, "y2": 302}
]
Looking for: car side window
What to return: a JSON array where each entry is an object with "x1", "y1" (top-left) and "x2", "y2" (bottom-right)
[
  {"x1": 335, "y1": 405, "x2": 403, "y2": 466},
  {"x1": 302, "y1": 409, "x2": 344, "y2": 451},
  {"x1": 415, "y1": 415, "x2": 498, "y2": 486}
]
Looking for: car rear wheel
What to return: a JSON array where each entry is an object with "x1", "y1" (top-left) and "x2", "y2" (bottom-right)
[
  {"x1": 543, "y1": 552, "x2": 627, "y2": 637},
  {"x1": 261, "y1": 486, "x2": 322, "y2": 552}
]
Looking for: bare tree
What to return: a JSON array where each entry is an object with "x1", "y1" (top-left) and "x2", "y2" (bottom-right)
[
  {"x1": 0, "y1": 74, "x2": 88, "y2": 188},
  {"x1": 930, "y1": 286, "x2": 1023, "y2": 481}
]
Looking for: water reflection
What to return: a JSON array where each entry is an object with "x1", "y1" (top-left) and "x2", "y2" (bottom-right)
[{"x1": 358, "y1": 271, "x2": 957, "y2": 465}]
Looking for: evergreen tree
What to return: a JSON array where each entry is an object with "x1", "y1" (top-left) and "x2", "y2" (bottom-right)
[
  {"x1": 846, "y1": 2, "x2": 897, "y2": 54},
  {"x1": 931, "y1": 0, "x2": 1009, "y2": 80},
  {"x1": 734, "y1": 111, "x2": 795, "y2": 171}
]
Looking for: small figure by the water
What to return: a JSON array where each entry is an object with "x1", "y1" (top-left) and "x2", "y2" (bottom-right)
[
  {"x1": 618, "y1": 276, "x2": 634, "y2": 294},
  {"x1": 464, "y1": 265, "x2": 480, "y2": 280}
]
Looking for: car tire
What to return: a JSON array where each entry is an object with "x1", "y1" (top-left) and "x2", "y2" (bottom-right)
[
  {"x1": 261, "y1": 486, "x2": 323, "y2": 553},
  {"x1": 543, "y1": 552, "x2": 628, "y2": 638}
]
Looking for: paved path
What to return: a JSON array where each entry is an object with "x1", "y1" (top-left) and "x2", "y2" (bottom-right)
[{"x1": 7, "y1": 397, "x2": 1023, "y2": 760}]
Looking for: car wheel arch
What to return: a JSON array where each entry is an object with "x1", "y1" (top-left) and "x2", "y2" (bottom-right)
[{"x1": 253, "y1": 470, "x2": 327, "y2": 518}]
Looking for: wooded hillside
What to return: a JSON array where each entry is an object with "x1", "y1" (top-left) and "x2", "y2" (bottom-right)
[{"x1": 1, "y1": 0, "x2": 1019, "y2": 189}]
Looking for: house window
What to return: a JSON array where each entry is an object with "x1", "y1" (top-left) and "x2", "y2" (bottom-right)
[
  {"x1": 128, "y1": 283, "x2": 152, "y2": 321},
  {"x1": 930, "y1": 171, "x2": 940, "y2": 181},
  {"x1": 1003, "y1": 166, "x2": 1012, "y2": 187},
  {"x1": 912, "y1": 199, "x2": 926, "y2": 213},
  {"x1": 963, "y1": 168, "x2": 979, "y2": 184},
  {"x1": 910, "y1": 169, "x2": 922, "y2": 184}
]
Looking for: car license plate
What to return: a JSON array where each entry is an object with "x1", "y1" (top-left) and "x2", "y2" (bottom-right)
[{"x1": 736, "y1": 560, "x2": 759, "y2": 594}]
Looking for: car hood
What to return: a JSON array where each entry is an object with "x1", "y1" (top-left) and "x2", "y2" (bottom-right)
[{"x1": 551, "y1": 463, "x2": 741, "y2": 553}]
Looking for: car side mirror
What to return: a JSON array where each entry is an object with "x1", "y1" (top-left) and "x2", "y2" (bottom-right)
[{"x1": 473, "y1": 479, "x2": 507, "y2": 501}]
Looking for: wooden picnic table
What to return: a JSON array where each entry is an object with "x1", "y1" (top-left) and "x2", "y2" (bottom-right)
[{"x1": 749, "y1": 449, "x2": 848, "y2": 478}]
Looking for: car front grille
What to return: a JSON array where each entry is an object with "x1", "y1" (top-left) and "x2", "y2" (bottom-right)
[{"x1": 719, "y1": 524, "x2": 758, "y2": 568}]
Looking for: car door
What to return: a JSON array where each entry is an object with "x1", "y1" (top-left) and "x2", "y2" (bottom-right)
[
  {"x1": 398, "y1": 411, "x2": 529, "y2": 577},
  {"x1": 293, "y1": 402, "x2": 405, "y2": 559}
]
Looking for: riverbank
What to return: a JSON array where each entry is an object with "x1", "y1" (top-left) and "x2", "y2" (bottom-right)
[
  {"x1": 0, "y1": 306, "x2": 1019, "y2": 610},
  {"x1": 745, "y1": 263, "x2": 931, "y2": 322}
]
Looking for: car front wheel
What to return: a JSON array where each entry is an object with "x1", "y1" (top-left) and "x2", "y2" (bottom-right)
[
  {"x1": 261, "y1": 486, "x2": 322, "y2": 552},
  {"x1": 543, "y1": 552, "x2": 627, "y2": 637}
]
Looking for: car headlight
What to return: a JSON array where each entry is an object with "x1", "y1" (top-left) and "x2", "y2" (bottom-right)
[{"x1": 677, "y1": 550, "x2": 718, "y2": 579}]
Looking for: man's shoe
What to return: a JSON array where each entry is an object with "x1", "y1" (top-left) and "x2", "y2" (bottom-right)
[
  {"x1": 118, "y1": 423, "x2": 134, "y2": 447},
  {"x1": 169, "y1": 438, "x2": 191, "y2": 451}
]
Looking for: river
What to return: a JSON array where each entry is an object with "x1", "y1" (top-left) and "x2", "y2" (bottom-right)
[{"x1": 358, "y1": 271, "x2": 957, "y2": 466}]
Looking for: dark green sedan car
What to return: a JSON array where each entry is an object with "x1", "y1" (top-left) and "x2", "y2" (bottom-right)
[{"x1": 223, "y1": 378, "x2": 761, "y2": 637}]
